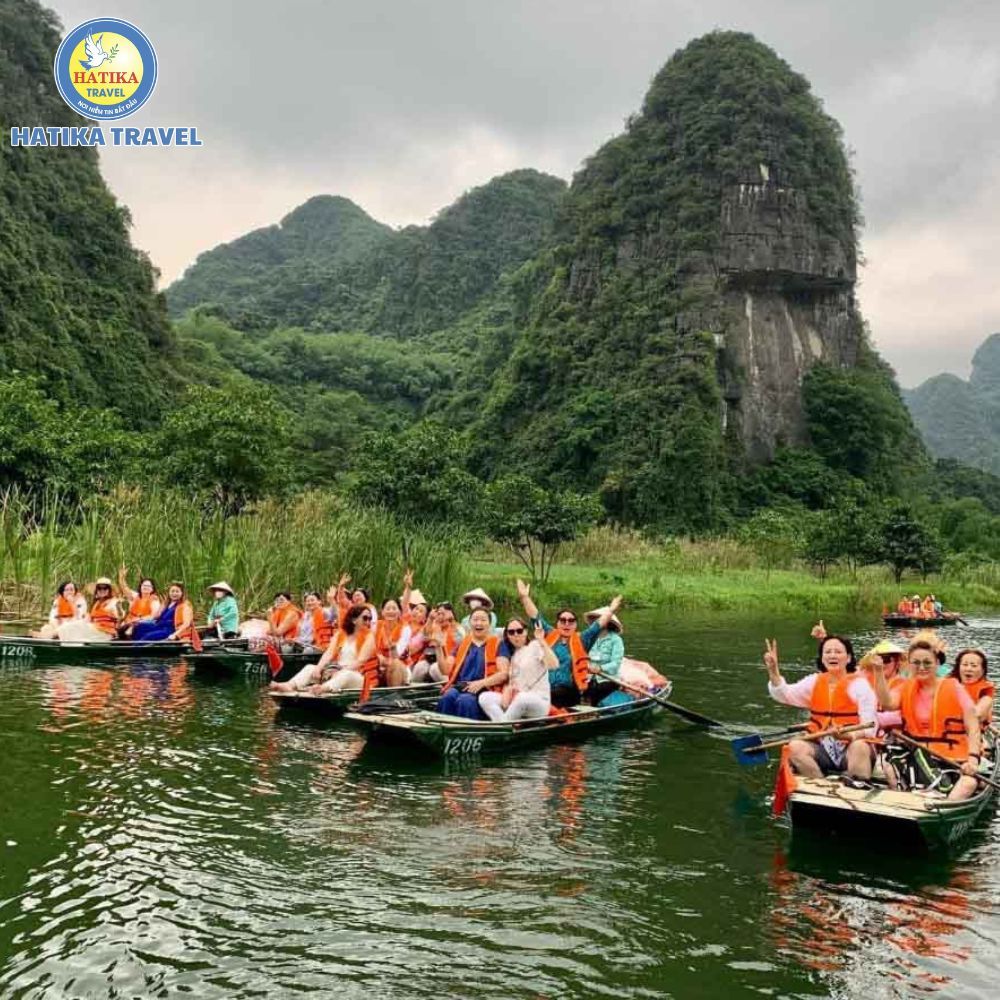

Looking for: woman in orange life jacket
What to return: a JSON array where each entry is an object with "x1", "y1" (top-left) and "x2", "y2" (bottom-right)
[
  {"x1": 434, "y1": 607, "x2": 508, "y2": 719},
  {"x1": 949, "y1": 648, "x2": 994, "y2": 724},
  {"x1": 52, "y1": 578, "x2": 121, "y2": 642},
  {"x1": 132, "y1": 582, "x2": 194, "y2": 642},
  {"x1": 289, "y1": 591, "x2": 333, "y2": 655},
  {"x1": 116, "y1": 565, "x2": 161, "y2": 638},
  {"x1": 270, "y1": 604, "x2": 376, "y2": 694},
  {"x1": 872, "y1": 639, "x2": 983, "y2": 800},
  {"x1": 515, "y1": 578, "x2": 594, "y2": 709},
  {"x1": 376, "y1": 596, "x2": 413, "y2": 688},
  {"x1": 268, "y1": 592, "x2": 302, "y2": 648},
  {"x1": 333, "y1": 573, "x2": 378, "y2": 631},
  {"x1": 32, "y1": 581, "x2": 88, "y2": 638},
  {"x1": 763, "y1": 634, "x2": 878, "y2": 782}
]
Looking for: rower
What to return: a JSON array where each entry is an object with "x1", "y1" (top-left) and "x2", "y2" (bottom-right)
[
  {"x1": 206, "y1": 581, "x2": 239, "y2": 639},
  {"x1": 762, "y1": 635, "x2": 877, "y2": 783}
]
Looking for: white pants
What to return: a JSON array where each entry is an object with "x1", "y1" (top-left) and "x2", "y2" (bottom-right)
[
  {"x1": 410, "y1": 660, "x2": 447, "y2": 683},
  {"x1": 479, "y1": 690, "x2": 549, "y2": 722},
  {"x1": 321, "y1": 669, "x2": 364, "y2": 693}
]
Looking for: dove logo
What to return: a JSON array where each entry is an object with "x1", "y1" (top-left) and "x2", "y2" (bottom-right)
[{"x1": 54, "y1": 19, "x2": 157, "y2": 122}]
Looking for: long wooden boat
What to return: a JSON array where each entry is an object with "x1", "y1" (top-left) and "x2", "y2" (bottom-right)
[
  {"x1": 782, "y1": 742, "x2": 1000, "y2": 851},
  {"x1": 0, "y1": 634, "x2": 243, "y2": 664},
  {"x1": 882, "y1": 613, "x2": 959, "y2": 628},
  {"x1": 270, "y1": 682, "x2": 443, "y2": 717},
  {"x1": 343, "y1": 689, "x2": 666, "y2": 757},
  {"x1": 185, "y1": 648, "x2": 315, "y2": 683}
]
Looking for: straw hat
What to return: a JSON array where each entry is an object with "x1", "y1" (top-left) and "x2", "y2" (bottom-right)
[
  {"x1": 408, "y1": 589, "x2": 429, "y2": 607},
  {"x1": 94, "y1": 577, "x2": 113, "y2": 587},
  {"x1": 207, "y1": 581, "x2": 235, "y2": 596},
  {"x1": 870, "y1": 640, "x2": 905, "y2": 657},
  {"x1": 584, "y1": 606, "x2": 623, "y2": 633},
  {"x1": 462, "y1": 587, "x2": 494, "y2": 610}
]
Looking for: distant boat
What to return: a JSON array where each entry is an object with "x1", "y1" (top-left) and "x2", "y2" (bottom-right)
[{"x1": 882, "y1": 613, "x2": 961, "y2": 628}]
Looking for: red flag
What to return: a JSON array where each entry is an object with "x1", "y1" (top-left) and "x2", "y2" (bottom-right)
[
  {"x1": 266, "y1": 642, "x2": 284, "y2": 678},
  {"x1": 190, "y1": 627, "x2": 204, "y2": 652},
  {"x1": 772, "y1": 745, "x2": 796, "y2": 817}
]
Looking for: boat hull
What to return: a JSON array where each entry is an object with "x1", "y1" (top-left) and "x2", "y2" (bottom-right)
[
  {"x1": 270, "y1": 682, "x2": 443, "y2": 717},
  {"x1": 0, "y1": 635, "x2": 240, "y2": 664},
  {"x1": 186, "y1": 649, "x2": 315, "y2": 683},
  {"x1": 344, "y1": 696, "x2": 662, "y2": 757},
  {"x1": 882, "y1": 615, "x2": 958, "y2": 628}
]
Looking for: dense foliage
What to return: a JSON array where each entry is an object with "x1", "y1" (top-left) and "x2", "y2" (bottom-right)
[{"x1": 0, "y1": 0, "x2": 181, "y2": 424}]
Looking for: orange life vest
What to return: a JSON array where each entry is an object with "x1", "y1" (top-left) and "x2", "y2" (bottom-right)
[
  {"x1": 545, "y1": 629, "x2": 590, "y2": 692},
  {"x1": 962, "y1": 679, "x2": 994, "y2": 722},
  {"x1": 900, "y1": 677, "x2": 970, "y2": 761},
  {"x1": 55, "y1": 595, "x2": 77, "y2": 621},
  {"x1": 127, "y1": 594, "x2": 158, "y2": 622},
  {"x1": 90, "y1": 597, "x2": 119, "y2": 635},
  {"x1": 443, "y1": 635, "x2": 501, "y2": 693},
  {"x1": 376, "y1": 619, "x2": 407, "y2": 661},
  {"x1": 309, "y1": 607, "x2": 333, "y2": 648},
  {"x1": 326, "y1": 627, "x2": 379, "y2": 698},
  {"x1": 173, "y1": 600, "x2": 194, "y2": 640},
  {"x1": 269, "y1": 604, "x2": 302, "y2": 639},
  {"x1": 806, "y1": 672, "x2": 864, "y2": 733}
]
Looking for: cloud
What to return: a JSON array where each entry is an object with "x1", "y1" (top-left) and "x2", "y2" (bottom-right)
[{"x1": 48, "y1": 0, "x2": 1000, "y2": 382}]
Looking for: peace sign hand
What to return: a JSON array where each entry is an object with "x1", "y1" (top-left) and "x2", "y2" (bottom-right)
[{"x1": 763, "y1": 638, "x2": 780, "y2": 679}]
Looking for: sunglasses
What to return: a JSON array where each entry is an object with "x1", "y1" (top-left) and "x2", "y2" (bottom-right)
[
  {"x1": 360, "y1": 614, "x2": 373, "y2": 622},
  {"x1": 506, "y1": 627, "x2": 525, "y2": 636},
  {"x1": 557, "y1": 616, "x2": 576, "y2": 624}
]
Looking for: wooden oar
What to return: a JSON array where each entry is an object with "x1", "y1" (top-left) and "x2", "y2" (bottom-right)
[
  {"x1": 732, "y1": 722, "x2": 870, "y2": 767},
  {"x1": 890, "y1": 732, "x2": 1000, "y2": 791},
  {"x1": 593, "y1": 669, "x2": 725, "y2": 727}
]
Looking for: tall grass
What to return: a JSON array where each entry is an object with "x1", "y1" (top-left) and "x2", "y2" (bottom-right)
[{"x1": 0, "y1": 487, "x2": 469, "y2": 619}]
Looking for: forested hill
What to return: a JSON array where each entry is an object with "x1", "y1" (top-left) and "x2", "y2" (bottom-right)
[
  {"x1": 905, "y1": 333, "x2": 1000, "y2": 475},
  {"x1": 166, "y1": 169, "x2": 568, "y2": 336},
  {"x1": 0, "y1": 0, "x2": 180, "y2": 424}
]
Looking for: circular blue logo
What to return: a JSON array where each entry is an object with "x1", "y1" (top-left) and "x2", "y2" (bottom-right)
[{"x1": 53, "y1": 19, "x2": 157, "y2": 121}]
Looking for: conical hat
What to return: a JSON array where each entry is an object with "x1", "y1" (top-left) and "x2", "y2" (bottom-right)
[
  {"x1": 462, "y1": 587, "x2": 494, "y2": 610},
  {"x1": 207, "y1": 581, "x2": 235, "y2": 596},
  {"x1": 408, "y1": 589, "x2": 429, "y2": 607},
  {"x1": 584, "y1": 606, "x2": 623, "y2": 633}
]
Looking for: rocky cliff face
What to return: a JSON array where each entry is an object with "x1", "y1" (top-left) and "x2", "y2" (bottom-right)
[{"x1": 716, "y1": 170, "x2": 860, "y2": 461}]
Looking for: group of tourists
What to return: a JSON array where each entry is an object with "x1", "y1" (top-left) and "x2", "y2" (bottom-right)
[
  {"x1": 763, "y1": 624, "x2": 993, "y2": 800},
  {"x1": 269, "y1": 574, "x2": 660, "y2": 721},
  {"x1": 895, "y1": 594, "x2": 944, "y2": 618},
  {"x1": 32, "y1": 569, "x2": 663, "y2": 722}
]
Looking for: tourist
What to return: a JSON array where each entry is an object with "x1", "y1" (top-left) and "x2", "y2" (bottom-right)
[
  {"x1": 268, "y1": 592, "x2": 302, "y2": 645},
  {"x1": 205, "y1": 581, "x2": 240, "y2": 639},
  {"x1": 376, "y1": 596, "x2": 412, "y2": 687},
  {"x1": 858, "y1": 640, "x2": 906, "y2": 729},
  {"x1": 762, "y1": 635, "x2": 877, "y2": 782},
  {"x1": 334, "y1": 573, "x2": 378, "y2": 630},
  {"x1": 872, "y1": 639, "x2": 983, "y2": 800},
  {"x1": 50, "y1": 578, "x2": 120, "y2": 642},
  {"x1": 270, "y1": 605, "x2": 377, "y2": 696},
  {"x1": 31, "y1": 581, "x2": 88, "y2": 639},
  {"x1": 132, "y1": 583, "x2": 194, "y2": 642},
  {"x1": 117, "y1": 566, "x2": 161, "y2": 638},
  {"x1": 950, "y1": 648, "x2": 994, "y2": 724},
  {"x1": 290, "y1": 591, "x2": 333, "y2": 654},
  {"x1": 581, "y1": 598, "x2": 626, "y2": 704},
  {"x1": 435, "y1": 607, "x2": 506, "y2": 719},
  {"x1": 461, "y1": 587, "x2": 498, "y2": 631},
  {"x1": 480, "y1": 619, "x2": 555, "y2": 721},
  {"x1": 514, "y1": 578, "x2": 592, "y2": 708}
]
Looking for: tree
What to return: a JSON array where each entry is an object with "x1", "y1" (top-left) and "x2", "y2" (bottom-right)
[
  {"x1": 481, "y1": 474, "x2": 602, "y2": 582},
  {"x1": 737, "y1": 508, "x2": 804, "y2": 579},
  {"x1": 347, "y1": 421, "x2": 484, "y2": 524},
  {"x1": 156, "y1": 383, "x2": 295, "y2": 514},
  {"x1": 800, "y1": 510, "x2": 840, "y2": 579},
  {"x1": 873, "y1": 503, "x2": 943, "y2": 584}
]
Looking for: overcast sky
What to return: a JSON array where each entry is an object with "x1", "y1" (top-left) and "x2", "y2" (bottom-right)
[{"x1": 49, "y1": 0, "x2": 1000, "y2": 386}]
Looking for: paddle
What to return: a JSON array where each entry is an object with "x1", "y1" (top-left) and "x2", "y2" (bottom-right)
[
  {"x1": 593, "y1": 669, "x2": 725, "y2": 727},
  {"x1": 732, "y1": 722, "x2": 870, "y2": 767},
  {"x1": 890, "y1": 732, "x2": 1000, "y2": 791}
]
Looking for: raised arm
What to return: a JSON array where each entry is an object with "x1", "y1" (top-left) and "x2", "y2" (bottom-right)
[
  {"x1": 516, "y1": 578, "x2": 539, "y2": 620},
  {"x1": 871, "y1": 656, "x2": 901, "y2": 712},
  {"x1": 118, "y1": 564, "x2": 137, "y2": 601},
  {"x1": 399, "y1": 568, "x2": 413, "y2": 617}
]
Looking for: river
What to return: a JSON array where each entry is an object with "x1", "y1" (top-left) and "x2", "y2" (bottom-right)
[{"x1": 1, "y1": 610, "x2": 999, "y2": 999}]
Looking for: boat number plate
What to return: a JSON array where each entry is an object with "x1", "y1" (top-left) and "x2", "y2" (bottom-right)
[
  {"x1": 444, "y1": 737, "x2": 484, "y2": 755},
  {"x1": 0, "y1": 645, "x2": 35, "y2": 660}
]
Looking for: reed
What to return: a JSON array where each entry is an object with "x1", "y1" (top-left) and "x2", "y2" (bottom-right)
[{"x1": 0, "y1": 487, "x2": 469, "y2": 620}]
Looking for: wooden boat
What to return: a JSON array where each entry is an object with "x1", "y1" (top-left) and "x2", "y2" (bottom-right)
[
  {"x1": 782, "y1": 739, "x2": 1000, "y2": 851},
  {"x1": 0, "y1": 633, "x2": 242, "y2": 665},
  {"x1": 270, "y1": 682, "x2": 443, "y2": 717},
  {"x1": 185, "y1": 648, "x2": 315, "y2": 683},
  {"x1": 343, "y1": 687, "x2": 667, "y2": 758},
  {"x1": 882, "y1": 613, "x2": 959, "y2": 628}
]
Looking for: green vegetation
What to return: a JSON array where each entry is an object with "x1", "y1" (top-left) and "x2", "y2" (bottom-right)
[{"x1": 0, "y1": 0, "x2": 181, "y2": 424}]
